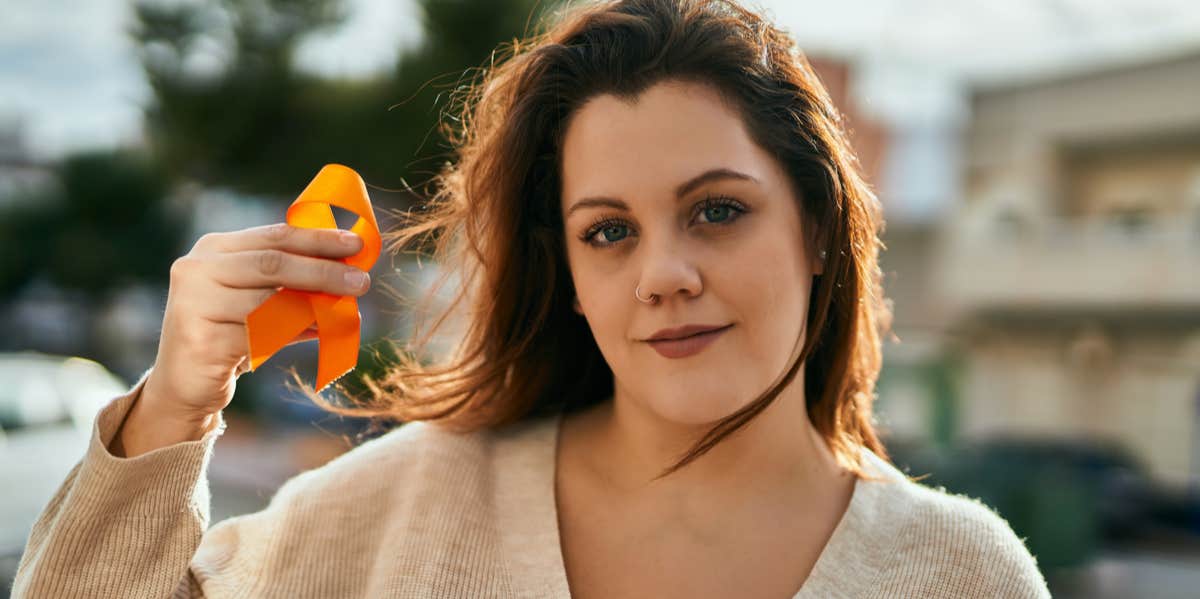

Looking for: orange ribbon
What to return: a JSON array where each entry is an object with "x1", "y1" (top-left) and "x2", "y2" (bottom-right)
[{"x1": 245, "y1": 164, "x2": 381, "y2": 392}]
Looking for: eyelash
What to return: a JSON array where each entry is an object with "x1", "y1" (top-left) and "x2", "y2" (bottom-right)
[{"x1": 578, "y1": 194, "x2": 748, "y2": 249}]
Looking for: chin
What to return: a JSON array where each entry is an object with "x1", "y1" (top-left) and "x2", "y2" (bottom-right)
[{"x1": 639, "y1": 381, "x2": 753, "y2": 427}]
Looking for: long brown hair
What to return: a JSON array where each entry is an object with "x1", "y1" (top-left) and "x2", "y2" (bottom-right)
[{"x1": 303, "y1": 0, "x2": 894, "y2": 480}]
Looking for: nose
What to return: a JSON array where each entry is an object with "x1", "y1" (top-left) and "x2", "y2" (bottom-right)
[{"x1": 635, "y1": 232, "x2": 702, "y2": 304}]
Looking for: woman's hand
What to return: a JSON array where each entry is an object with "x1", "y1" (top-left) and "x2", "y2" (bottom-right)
[{"x1": 135, "y1": 223, "x2": 370, "y2": 436}]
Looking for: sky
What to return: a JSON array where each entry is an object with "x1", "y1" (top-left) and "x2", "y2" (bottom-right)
[{"x1": 2, "y1": 0, "x2": 1199, "y2": 160}]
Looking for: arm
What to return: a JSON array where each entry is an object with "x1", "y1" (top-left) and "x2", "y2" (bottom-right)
[{"x1": 11, "y1": 370, "x2": 226, "y2": 599}]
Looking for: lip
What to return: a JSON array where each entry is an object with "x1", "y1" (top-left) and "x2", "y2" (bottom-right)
[
  {"x1": 643, "y1": 324, "x2": 733, "y2": 359},
  {"x1": 644, "y1": 323, "x2": 730, "y2": 341}
]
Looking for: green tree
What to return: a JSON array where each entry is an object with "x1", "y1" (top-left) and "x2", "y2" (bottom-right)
[
  {"x1": 130, "y1": 0, "x2": 556, "y2": 195},
  {"x1": 130, "y1": 0, "x2": 348, "y2": 191},
  {"x1": 0, "y1": 150, "x2": 185, "y2": 301}
]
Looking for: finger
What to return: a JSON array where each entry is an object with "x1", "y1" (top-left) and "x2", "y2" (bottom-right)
[
  {"x1": 191, "y1": 286, "x2": 281, "y2": 325},
  {"x1": 201, "y1": 321, "x2": 254, "y2": 364},
  {"x1": 198, "y1": 223, "x2": 364, "y2": 258},
  {"x1": 195, "y1": 288, "x2": 353, "y2": 336},
  {"x1": 207, "y1": 250, "x2": 370, "y2": 296},
  {"x1": 235, "y1": 355, "x2": 252, "y2": 377}
]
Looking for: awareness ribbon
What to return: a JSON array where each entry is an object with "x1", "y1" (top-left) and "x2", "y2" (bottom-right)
[{"x1": 245, "y1": 164, "x2": 381, "y2": 392}]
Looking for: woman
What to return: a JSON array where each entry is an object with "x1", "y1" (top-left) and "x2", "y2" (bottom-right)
[{"x1": 14, "y1": 0, "x2": 1050, "y2": 597}]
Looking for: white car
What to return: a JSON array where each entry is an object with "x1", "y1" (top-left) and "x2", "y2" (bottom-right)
[{"x1": 0, "y1": 352, "x2": 129, "y2": 592}]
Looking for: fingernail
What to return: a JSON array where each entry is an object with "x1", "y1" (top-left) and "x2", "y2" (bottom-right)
[
  {"x1": 339, "y1": 231, "x2": 361, "y2": 246},
  {"x1": 344, "y1": 270, "x2": 368, "y2": 289}
]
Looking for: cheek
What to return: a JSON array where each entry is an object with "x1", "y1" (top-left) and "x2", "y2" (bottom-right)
[
  {"x1": 726, "y1": 225, "x2": 812, "y2": 359},
  {"x1": 572, "y1": 267, "x2": 630, "y2": 345}
]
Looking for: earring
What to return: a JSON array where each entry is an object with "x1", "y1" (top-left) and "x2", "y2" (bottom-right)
[{"x1": 819, "y1": 249, "x2": 827, "y2": 260}]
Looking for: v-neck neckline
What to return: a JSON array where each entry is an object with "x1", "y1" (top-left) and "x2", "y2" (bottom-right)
[{"x1": 493, "y1": 410, "x2": 889, "y2": 598}]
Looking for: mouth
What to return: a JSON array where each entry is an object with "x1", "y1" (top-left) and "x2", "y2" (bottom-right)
[{"x1": 644, "y1": 324, "x2": 733, "y2": 359}]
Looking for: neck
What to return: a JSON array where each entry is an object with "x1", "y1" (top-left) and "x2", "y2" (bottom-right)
[{"x1": 571, "y1": 371, "x2": 851, "y2": 512}]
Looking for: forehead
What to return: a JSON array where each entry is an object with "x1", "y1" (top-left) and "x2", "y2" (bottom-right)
[{"x1": 560, "y1": 80, "x2": 773, "y2": 206}]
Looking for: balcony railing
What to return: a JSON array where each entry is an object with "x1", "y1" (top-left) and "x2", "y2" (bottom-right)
[{"x1": 935, "y1": 211, "x2": 1200, "y2": 311}]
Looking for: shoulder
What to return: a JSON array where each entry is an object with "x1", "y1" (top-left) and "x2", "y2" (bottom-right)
[
  {"x1": 258, "y1": 411, "x2": 561, "y2": 510},
  {"x1": 899, "y1": 483, "x2": 1051, "y2": 596},
  {"x1": 270, "y1": 418, "x2": 495, "y2": 504},
  {"x1": 194, "y1": 420, "x2": 508, "y2": 576},
  {"x1": 855, "y1": 450, "x2": 1052, "y2": 598},
  {"x1": 189, "y1": 416, "x2": 558, "y2": 593}
]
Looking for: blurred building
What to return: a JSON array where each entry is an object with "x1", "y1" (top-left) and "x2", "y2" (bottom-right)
[
  {"x1": 935, "y1": 49, "x2": 1200, "y2": 488},
  {"x1": 803, "y1": 55, "x2": 968, "y2": 451},
  {"x1": 806, "y1": 57, "x2": 890, "y2": 188}
]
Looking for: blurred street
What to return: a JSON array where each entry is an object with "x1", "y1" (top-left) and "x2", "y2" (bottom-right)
[{"x1": 3, "y1": 0, "x2": 1199, "y2": 596}]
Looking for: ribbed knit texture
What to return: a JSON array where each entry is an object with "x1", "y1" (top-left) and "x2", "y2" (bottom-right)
[{"x1": 13, "y1": 371, "x2": 1051, "y2": 598}]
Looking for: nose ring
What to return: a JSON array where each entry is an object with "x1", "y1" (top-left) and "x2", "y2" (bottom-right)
[{"x1": 635, "y1": 284, "x2": 657, "y2": 304}]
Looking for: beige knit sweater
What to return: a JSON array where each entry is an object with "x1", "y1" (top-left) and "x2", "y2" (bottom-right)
[{"x1": 14, "y1": 369, "x2": 1051, "y2": 598}]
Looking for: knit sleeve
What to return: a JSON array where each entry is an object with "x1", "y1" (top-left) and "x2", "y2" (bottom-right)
[
  {"x1": 966, "y1": 506, "x2": 1052, "y2": 599},
  {"x1": 11, "y1": 369, "x2": 226, "y2": 599},
  {"x1": 904, "y1": 490, "x2": 1053, "y2": 599}
]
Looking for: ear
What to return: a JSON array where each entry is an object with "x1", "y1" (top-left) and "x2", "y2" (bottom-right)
[{"x1": 805, "y1": 225, "x2": 826, "y2": 276}]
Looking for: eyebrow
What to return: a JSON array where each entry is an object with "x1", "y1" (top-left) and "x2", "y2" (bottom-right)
[{"x1": 564, "y1": 167, "x2": 760, "y2": 219}]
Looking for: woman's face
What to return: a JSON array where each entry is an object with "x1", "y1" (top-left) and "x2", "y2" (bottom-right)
[{"x1": 560, "y1": 79, "x2": 822, "y2": 425}]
